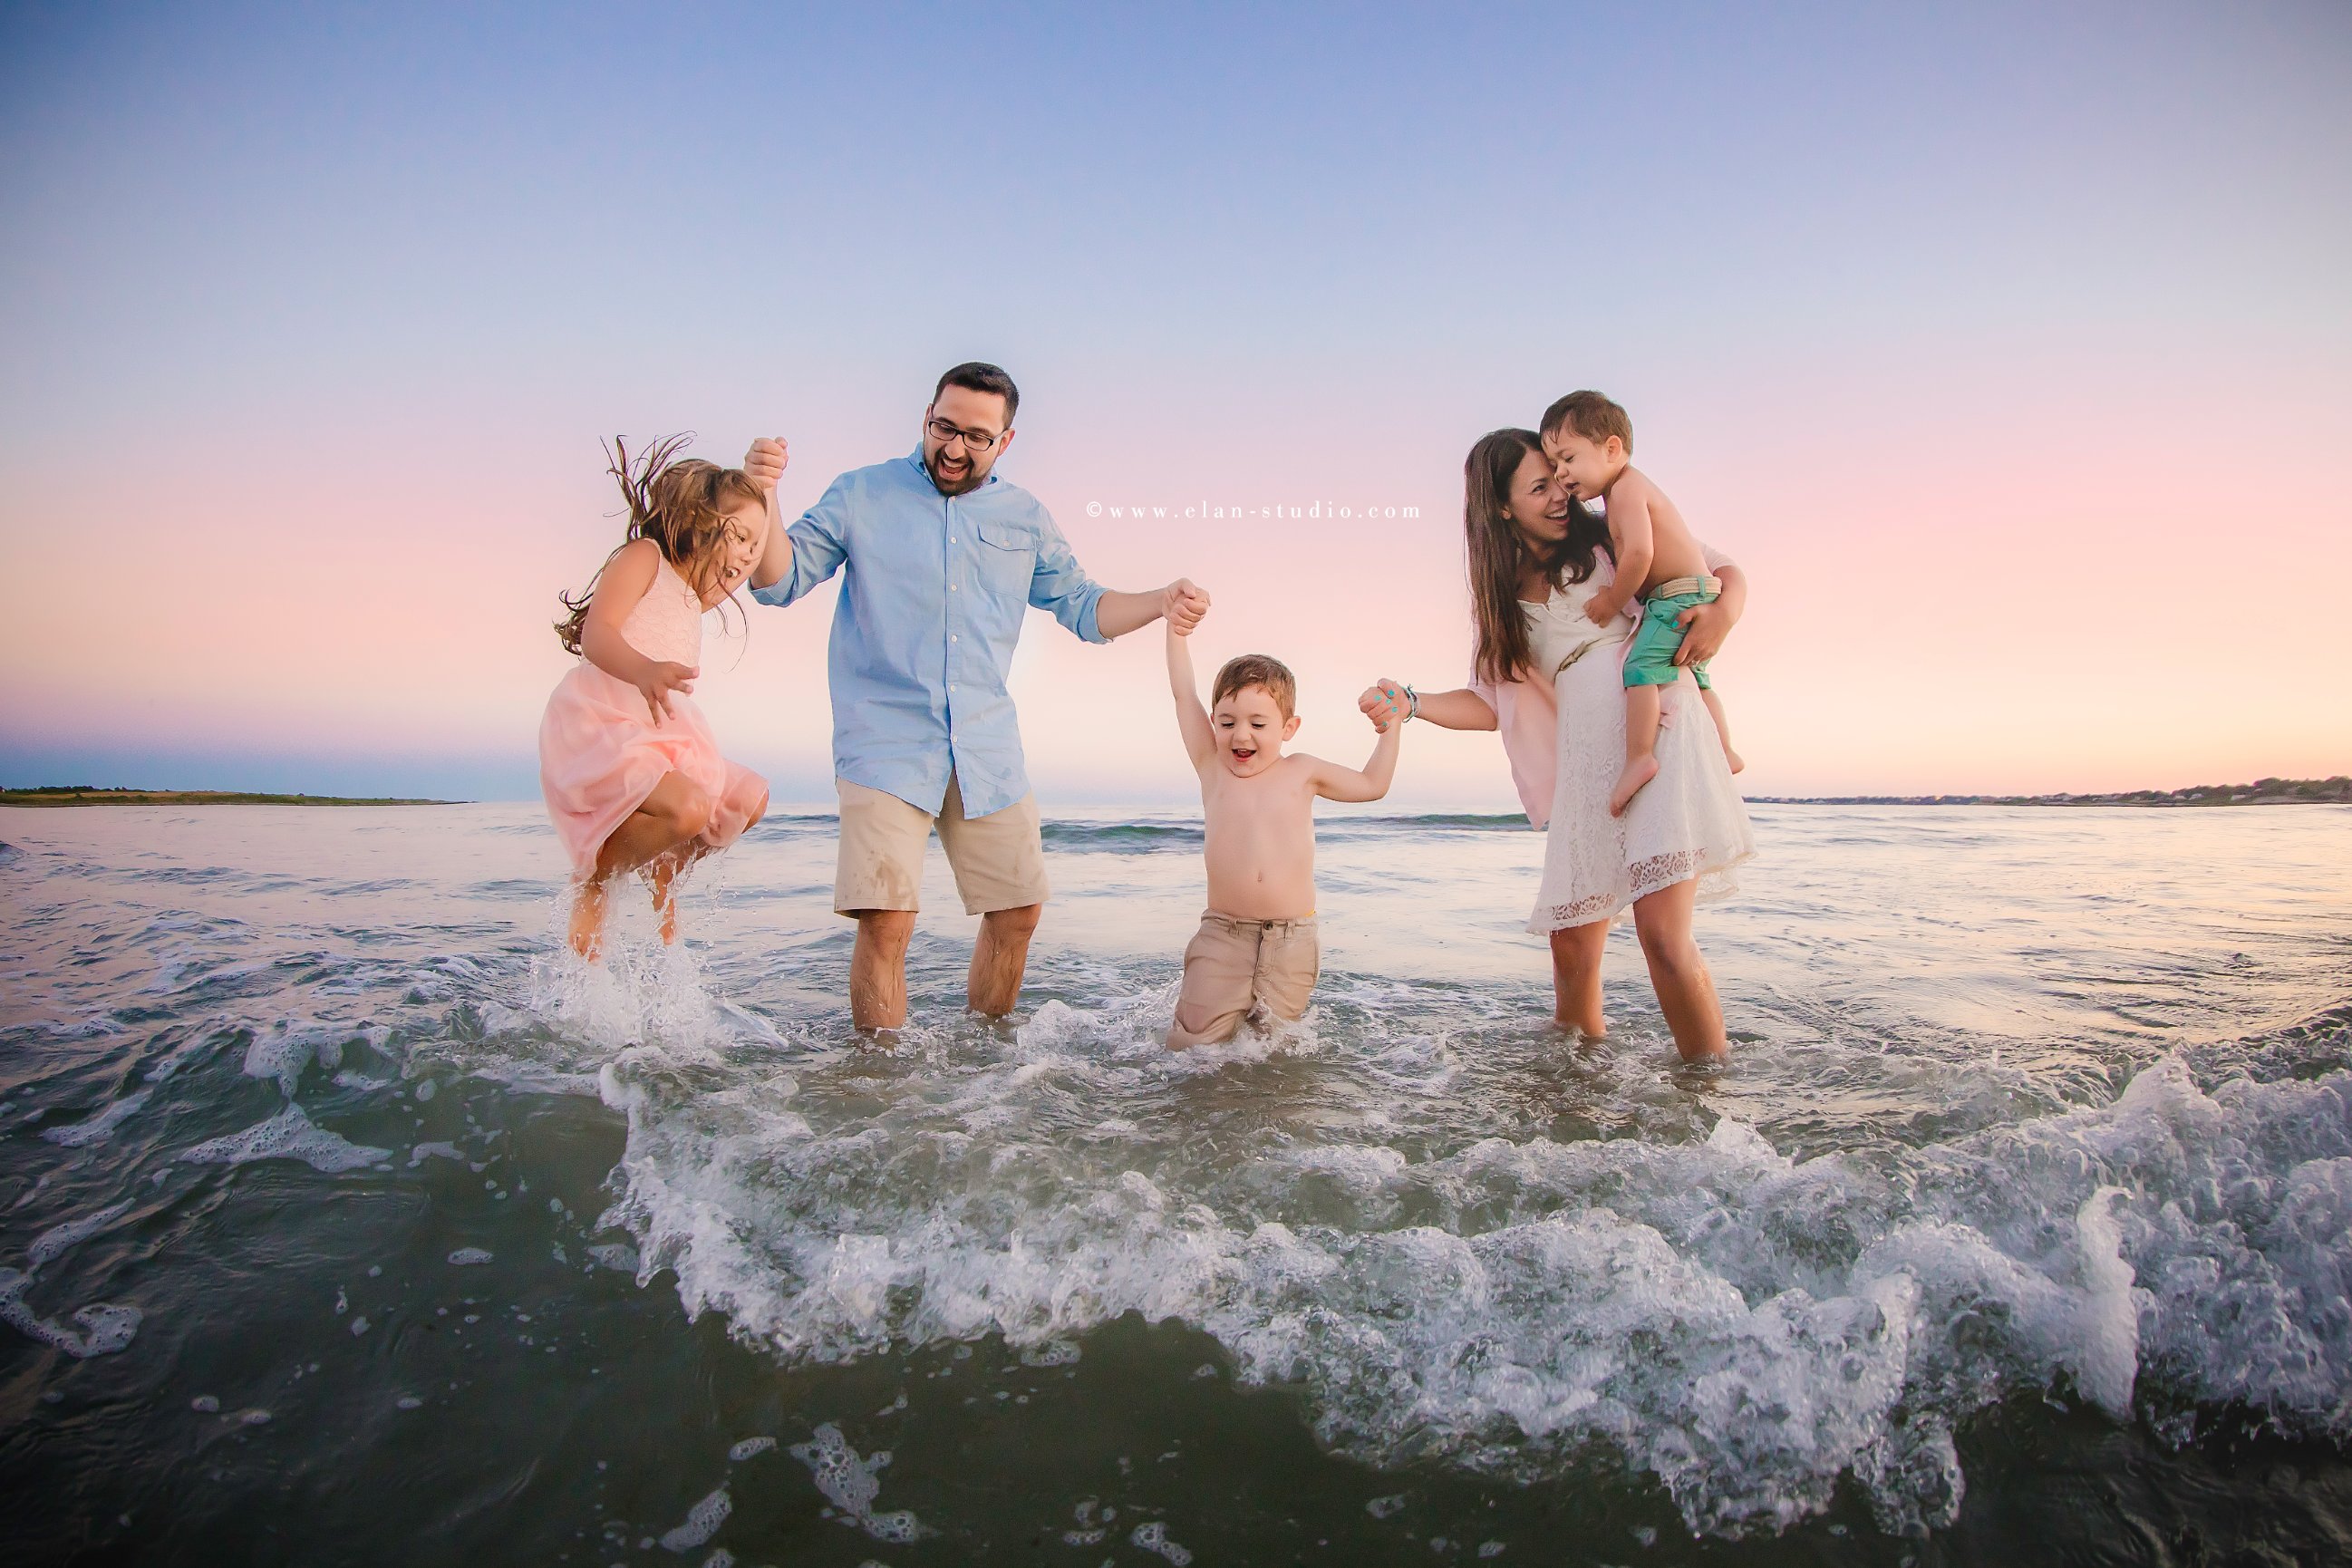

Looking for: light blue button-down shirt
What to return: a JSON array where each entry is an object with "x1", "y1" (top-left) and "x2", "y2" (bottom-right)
[{"x1": 750, "y1": 450, "x2": 1108, "y2": 818}]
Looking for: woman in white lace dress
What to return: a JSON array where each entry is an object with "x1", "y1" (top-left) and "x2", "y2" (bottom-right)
[{"x1": 1361, "y1": 429, "x2": 1754, "y2": 1060}]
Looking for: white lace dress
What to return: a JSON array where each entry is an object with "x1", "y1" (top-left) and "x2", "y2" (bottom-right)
[{"x1": 1524, "y1": 563, "x2": 1756, "y2": 933}]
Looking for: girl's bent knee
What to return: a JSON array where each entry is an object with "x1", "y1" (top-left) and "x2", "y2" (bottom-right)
[{"x1": 663, "y1": 785, "x2": 714, "y2": 840}]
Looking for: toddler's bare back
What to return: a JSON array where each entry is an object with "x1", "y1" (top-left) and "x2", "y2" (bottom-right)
[{"x1": 1616, "y1": 466, "x2": 1708, "y2": 593}]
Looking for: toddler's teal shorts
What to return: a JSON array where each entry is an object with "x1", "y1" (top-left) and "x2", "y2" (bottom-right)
[{"x1": 1621, "y1": 575, "x2": 1720, "y2": 690}]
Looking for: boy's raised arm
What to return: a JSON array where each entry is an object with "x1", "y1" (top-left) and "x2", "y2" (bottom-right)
[
  {"x1": 1166, "y1": 621, "x2": 1216, "y2": 771},
  {"x1": 1312, "y1": 713, "x2": 1401, "y2": 804}
]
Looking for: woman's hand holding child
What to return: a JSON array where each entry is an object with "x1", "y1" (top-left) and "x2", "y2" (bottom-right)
[{"x1": 1359, "y1": 680, "x2": 1409, "y2": 733}]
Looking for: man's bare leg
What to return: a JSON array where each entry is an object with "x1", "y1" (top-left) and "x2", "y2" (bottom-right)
[
  {"x1": 1611, "y1": 685, "x2": 1664, "y2": 818},
  {"x1": 969, "y1": 903, "x2": 1041, "y2": 1017},
  {"x1": 849, "y1": 909, "x2": 916, "y2": 1033},
  {"x1": 1699, "y1": 688, "x2": 1745, "y2": 775}
]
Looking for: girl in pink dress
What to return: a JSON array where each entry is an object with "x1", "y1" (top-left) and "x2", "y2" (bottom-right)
[{"x1": 540, "y1": 434, "x2": 780, "y2": 958}]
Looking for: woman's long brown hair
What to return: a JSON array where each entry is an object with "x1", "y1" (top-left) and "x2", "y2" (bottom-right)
[
  {"x1": 555, "y1": 435, "x2": 765, "y2": 655},
  {"x1": 1463, "y1": 427, "x2": 1612, "y2": 684}
]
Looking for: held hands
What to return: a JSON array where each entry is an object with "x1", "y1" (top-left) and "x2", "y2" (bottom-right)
[
  {"x1": 1162, "y1": 577, "x2": 1210, "y2": 635},
  {"x1": 743, "y1": 437, "x2": 789, "y2": 494},
  {"x1": 1359, "y1": 679, "x2": 1408, "y2": 734},
  {"x1": 636, "y1": 661, "x2": 699, "y2": 725}
]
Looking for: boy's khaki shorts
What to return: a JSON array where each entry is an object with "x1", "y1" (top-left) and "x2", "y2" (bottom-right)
[
  {"x1": 1167, "y1": 911, "x2": 1321, "y2": 1048},
  {"x1": 835, "y1": 775, "x2": 1048, "y2": 916}
]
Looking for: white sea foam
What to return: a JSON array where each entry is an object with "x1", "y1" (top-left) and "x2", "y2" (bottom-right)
[
  {"x1": 179, "y1": 1106, "x2": 389, "y2": 1173},
  {"x1": 243, "y1": 1021, "x2": 344, "y2": 1095},
  {"x1": 40, "y1": 1089, "x2": 153, "y2": 1147},
  {"x1": 27, "y1": 1202, "x2": 131, "y2": 1268},
  {"x1": 595, "y1": 983, "x2": 2352, "y2": 1540},
  {"x1": 657, "y1": 1486, "x2": 730, "y2": 1551},
  {"x1": 788, "y1": 1423, "x2": 928, "y2": 1541},
  {"x1": 0, "y1": 1268, "x2": 142, "y2": 1359},
  {"x1": 5, "y1": 1201, "x2": 149, "y2": 1362},
  {"x1": 1129, "y1": 1520, "x2": 1193, "y2": 1564}
]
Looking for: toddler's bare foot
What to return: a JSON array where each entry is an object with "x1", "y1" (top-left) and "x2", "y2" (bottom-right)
[
  {"x1": 567, "y1": 880, "x2": 609, "y2": 960},
  {"x1": 1724, "y1": 745, "x2": 1746, "y2": 775},
  {"x1": 1609, "y1": 755, "x2": 1660, "y2": 817}
]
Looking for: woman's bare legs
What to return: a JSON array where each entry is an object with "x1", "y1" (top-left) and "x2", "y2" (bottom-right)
[
  {"x1": 1630, "y1": 877, "x2": 1728, "y2": 1061},
  {"x1": 568, "y1": 772, "x2": 713, "y2": 959},
  {"x1": 1547, "y1": 919, "x2": 1609, "y2": 1037}
]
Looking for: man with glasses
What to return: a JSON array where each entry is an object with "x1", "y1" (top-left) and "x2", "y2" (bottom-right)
[{"x1": 743, "y1": 362, "x2": 1207, "y2": 1032}]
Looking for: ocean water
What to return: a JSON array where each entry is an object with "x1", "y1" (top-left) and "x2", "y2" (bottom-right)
[{"x1": 4, "y1": 800, "x2": 2351, "y2": 1565}]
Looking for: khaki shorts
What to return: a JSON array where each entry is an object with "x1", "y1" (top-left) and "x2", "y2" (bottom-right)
[
  {"x1": 834, "y1": 774, "x2": 1048, "y2": 916},
  {"x1": 1167, "y1": 911, "x2": 1321, "y2": 1048}
]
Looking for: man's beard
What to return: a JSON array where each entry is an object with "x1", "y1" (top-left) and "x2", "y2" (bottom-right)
[{"x1": 925, "y1": 451, "x2": 982, "y2": 496}]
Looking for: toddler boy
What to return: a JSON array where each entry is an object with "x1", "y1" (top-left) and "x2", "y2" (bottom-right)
[
  {"x1": 1162, "y1": 619, "x2": 1400, "y2": 1047},
  {"x1": 1541, "y1": 390, "x2": 1743, "y2": 815}
]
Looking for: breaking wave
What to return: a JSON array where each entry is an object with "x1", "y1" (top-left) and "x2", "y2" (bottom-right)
[{"x1": 570, "y1": 949, "x2": 2352, "y2": 1538}]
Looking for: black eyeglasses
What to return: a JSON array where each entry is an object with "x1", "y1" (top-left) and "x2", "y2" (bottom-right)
[{"x1": 926, "y1": 417, "x2": 1003, "y2": 453}]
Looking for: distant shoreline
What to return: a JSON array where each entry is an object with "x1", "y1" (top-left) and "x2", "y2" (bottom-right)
[
  {"x1": 2, "y1": 777, "x2": 2343, "y2": 813},
  {"x1": 0, "y1": 788, "x2": 458, "y2": 808},
  {"x1": 1750, "y1": 777, "x2": 2349, "y2": 808}
]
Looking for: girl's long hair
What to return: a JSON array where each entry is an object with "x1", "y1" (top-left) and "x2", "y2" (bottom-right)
[
  {"x1": 555, "y1": 435, "x2": 765, "y2": 656},
  {"x1": 1463, "y1": 427, "x2": 1613, "y2": 684}
]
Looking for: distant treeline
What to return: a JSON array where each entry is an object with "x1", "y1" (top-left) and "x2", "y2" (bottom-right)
[
  {"x1": 0, "y1": 787, "x2": 452, "y2": 808},
  {"x1": 1752, "y1": 777, "x2": 2350, "y2": 808}
]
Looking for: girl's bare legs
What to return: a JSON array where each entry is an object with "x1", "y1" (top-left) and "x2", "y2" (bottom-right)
[
  {"x1": 567, "y1": 880, "x2": 612, "y2": 960},
  {"x1": 646, "y1": 850, "x2": 694, "y2": 944},
  {"x1": 1699, "y1": 687, "x2": 1745, "y2": 774},
  {"x1": 1611, "y1": 685, "x2": 1663, "y2": 817},
  {"x1": 1547, "y1": 919, "x2": 1609, "y2": 1036},
  {"x1": 568, "y1": 772, "x2": 714, "y2": 959},
  {"x1": 1629, "y1": 877, "x2": 1727, "y2": 1061},
  {"x1": 644, "y1": 782, "x2": 768, "y2": 945}
]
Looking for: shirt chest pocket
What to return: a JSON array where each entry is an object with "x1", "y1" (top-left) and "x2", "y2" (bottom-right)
[{"x1": 971, "y1": 519, "x2": 1037, "y2": 599}]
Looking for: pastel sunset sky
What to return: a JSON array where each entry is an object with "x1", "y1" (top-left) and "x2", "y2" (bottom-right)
[{"x1": 3, "y1": 3, "x2": 2346, "y2": 808}]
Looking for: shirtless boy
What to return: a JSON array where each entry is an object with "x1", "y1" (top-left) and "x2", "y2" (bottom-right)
[
  {"x1": 1162, "y1": 619, "x2": 1400, "y2": 1048},
  {"x1": 1541, "y1": 390, "x2": 1743, "y2": 816}
]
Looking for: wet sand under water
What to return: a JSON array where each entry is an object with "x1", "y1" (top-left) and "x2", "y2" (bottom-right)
[{"x1": 3, "y1": 802, "x2": 2351, "y2": 1564}]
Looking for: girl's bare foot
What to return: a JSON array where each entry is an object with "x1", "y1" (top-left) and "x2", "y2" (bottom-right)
[
  {"x1": 568, "y1": 880, "x2": 610, "y2": 960},
  {"x1": 1609, "y1": 755, "x2": 1660, "y2": 817}
]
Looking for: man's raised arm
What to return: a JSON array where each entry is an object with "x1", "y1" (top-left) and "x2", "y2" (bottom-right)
[
  {"x1": 1023, "y1": 503, "x2": 1209, "y2": 643},
  {"x1": 1096, "y1": 579, "x2": 1210, "y2": 639},
  {"x1": 743, "y1": 438, "x2": 848, "y2": 607}
]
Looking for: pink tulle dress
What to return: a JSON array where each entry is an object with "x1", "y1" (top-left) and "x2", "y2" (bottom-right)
[{"x1": 537, "y1": 554, "x2": 767, "y2": 880}]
